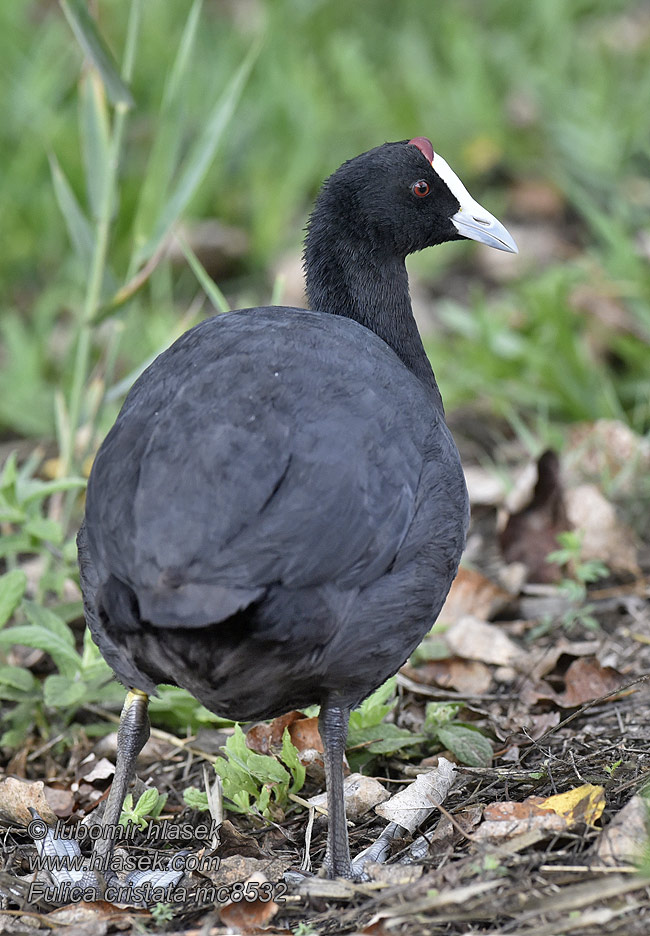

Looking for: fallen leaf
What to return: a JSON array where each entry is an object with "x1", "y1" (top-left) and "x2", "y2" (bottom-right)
[
  {"x1": 474, "y1": 806, "x2": 566, "y2": 842},
  {"x1": 594, "y1": 795, "x2": 649, "y2": 865},
  {"x1": 403, "y1": 657, "x2": 493, "y2": 694},
  {"x1": 445, "y1": 616, "x2": 525, "y2": 667},
  {"x1": 43, "y1": 785, "x2": 75, "y2": 818},
  {"x1": 551, "y1": 658, "x2": 626, "y2": 708},
  {"x1": 439, "y1": 567, "x2": 512, "y2": 624},
  {"x1": 217, "y1": 819, "x2": 265, "y2": 859},
  {"x1": 475, "y1": 785, "x2": 605, "y2": 843},
  {"x1": 363, "y1": 862, "x2": 423, "y2": 885},
  {"x1": 78, "y1": 756, "x2": 115, "y2": 783},
  {"x1": 288, "y1": 715, "x2": 323, "y2": 754},
  {"x1": 246, "y1": 711, "x2": 305, "y2": 754},
  {"x1": 566, "y1": 419, "x2": 650, "y2": 493},
  {"x1": 565, "y1": 483, "x2": 641, "y2": 577},
  {"x1": 219, "y1": 872, "x2": 280, "y2": 933},
  {"x1": 527, "y1": 638, "x2": 603, "y2": 681},
  {"x1": 308, "y1": 772, "x2": 389, "y2": 820},
  {"x1": 537, "y1": 783, "x2": 606, "y2": 827},
  {"x1": 209, "y1": 855, "x2": 292, "y2": 887},
  {"x1": 500, "y1": 450, "x2": 571, "y2": 584},
  {"x1": 0, "y1": 777, "x2": 57, "y2": 825},
  {"x1": 375, "y1": 758, "x2": 456, "y2": 832}
]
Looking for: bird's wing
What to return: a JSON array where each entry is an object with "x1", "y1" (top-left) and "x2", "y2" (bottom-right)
[{"x1": 85, "y1": 311, "x2": 433, "y2": 629}]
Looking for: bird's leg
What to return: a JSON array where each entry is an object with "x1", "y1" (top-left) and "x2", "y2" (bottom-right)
[
  {"x1": 93, "y1": 689, "x2": 150, "y2": 868},
  {"x1": 318, "y1": 698, "x2": 352, "y2": 879}
]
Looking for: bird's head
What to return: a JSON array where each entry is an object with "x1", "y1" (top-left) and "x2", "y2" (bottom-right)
[{"x1": 311, "y1": 137, "x2": 518, "y2": 259}]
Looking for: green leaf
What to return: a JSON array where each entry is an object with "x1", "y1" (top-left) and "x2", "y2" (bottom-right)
[
  {"x1": 59, "y1": 0, "x2": 134, "y2": 107},
  {"x1": 43, "y1": 674, "x2": 86, "y2": 708},
  {"x1": 23, "y1": 602, "x2": 76, "y2": 646},
  {"x1": 183, "y1": 787, "x2": 209, "y2": 811},
  {"x1": 245, "y1": 752, "x2": 290, "y2": 786},
  {"x1": 436, "y1": 725, "x2": 493, "y2": 767},
  {"x1": 177, "y1": 236, "x2": 230, "y2": 315},
  {"x1": 281, "y1": 728, "x2": 306, "y2": 794},
  {"x1": 135, "y1": 39, "x2": 259, "y2": 268},
  {"x1": 23, "y1": 515, "x2": 64, "y2": 545},
  {"x1": 348, "y1": 676, "x2": 397, "y2": 732},
  {"x1": 21, "y1": 477, "x2": 87, "y2": 506},
  {"x1": 424, "y1": 702, "x2": 463, "y2": 731},
  {"x1": 0, "y1": 664, "x2": 36, "y2": 692},
  {"x1": 0, "y1": 452, "x2": 18, "y2": 490},
  {"x1": 0, "y1": 534, "x2": 32, "y2": 560},
  {"x1": 133, "y1": 787, "x2": 162, "y2": 818},
  {"x1": 0, "y1": 665, "x2": 37, "y2": 699},
  {"x1": 347, "y1": 722, "x2": 423, "y2": 756},
  {"x1": 48, "y1": 153, "x2": 94, "y2": 265},
  {"x1": 0, "y1": 603, "x2": 81, "y2": 677},
  {"x1": 0, "y1": 570, "x2": 27, "y2": 627}
]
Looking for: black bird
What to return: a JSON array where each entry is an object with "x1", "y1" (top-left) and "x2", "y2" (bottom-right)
[{"x1": 78, "y1": 137, "x2": 517, "y2": 879}]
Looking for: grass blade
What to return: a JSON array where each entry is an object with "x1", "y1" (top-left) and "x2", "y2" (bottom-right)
[
  {"x1": 130, "y1": 0, "x2": 204, "y2": 265},
  {"x1": 59, "y1": 0, "x2": 133, "y2": 107},
  {"x1": 48, "y1": 153, "x2": 94, "y2": 264},
  {"x1": 177, "y1": 235, "x2": 230, "y2": 315},
  {"x1": 79, "y1": 69, "x2": 110, "y2": 219},
  {"x1": 135, "y1": 38, "x2": 260, "y2": 269}
]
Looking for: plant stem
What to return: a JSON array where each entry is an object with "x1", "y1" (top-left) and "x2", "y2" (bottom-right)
[{"x1": 61, "y1": 0, "x2": 142, "y2": 496}]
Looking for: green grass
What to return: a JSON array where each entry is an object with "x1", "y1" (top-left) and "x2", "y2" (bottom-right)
[
  {"x1": 0, "y1": 0, "x2": 649, "y2": 749},
  {"x1": 1, "y1": 0, "x2": 649, "y2": 442}
]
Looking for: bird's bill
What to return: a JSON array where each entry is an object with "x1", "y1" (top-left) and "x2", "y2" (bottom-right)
[{"x1": 434, "y1": 153, "x2": 519, "y2": 254}]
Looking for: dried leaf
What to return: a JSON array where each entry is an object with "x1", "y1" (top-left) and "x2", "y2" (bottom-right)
[
  {"x1": 537, "y1": 783, "x2": 606, "y2": 827},
  {"x1": 219, "y1": 872, "x2": 280, "y2": 933},
  {"x1": 209, "y1": 855, "x2": 292, "y2": 887},
  {"x1": 217, "y1": 819, "x2": 265, "y2": 859},
  {"x1": 475, "y1": 785, "x2": 605, "y2": 843},
  {"x1": 375, "y1": 758, "x2": 456, "y2": 832},
  {"x1": 246, "y1": 711, "x2": 305, "y2": 754},
  {"x1": 566, "y1": 419, "x2": 650, "y2": 492},
  {"x1": 552, "y1": 658, "x2": 626, "y2": 708},
  {"x1": 565, "y1": 484, "x2": 641, "y2": 577},
  {"x1": 308, "y1": 772, "x2": 389, "y2": 820},
  {"x1": 439, "y1": 567, "x2": 512, "y2": 624},
  {"x1": 0, "y1": 777, "x2": 57, "y2": 825},
  {"x1": 404, "y1": 658, "x2": 493, "y2": 694},
  {"x1": 288, "y1": 716, "x2": 323, "y2": 754},
  {"x1": 445, "y1": 616, "x2": 525, "y2": 667},
  {"x1": 79, "y1": 756, "x2": 115, "y2": 783},
  {"x1": 43, "y1": 785, "x2": 75, "y2": 818},
  {"x1": 500, "y1": 450, "x2": 571, "y2": 584},
  {"x1": 594, "y1": 795, "x2": 649, "y2": 865}
]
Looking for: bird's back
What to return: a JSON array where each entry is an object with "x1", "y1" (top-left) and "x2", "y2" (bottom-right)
[{"x1": 81, "y1": 307, "x2": 468, "y2": 718}]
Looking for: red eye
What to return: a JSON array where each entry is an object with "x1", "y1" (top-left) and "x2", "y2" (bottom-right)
[{"x1": 412, "y1": 180, "x2": 430, "y2": 198}]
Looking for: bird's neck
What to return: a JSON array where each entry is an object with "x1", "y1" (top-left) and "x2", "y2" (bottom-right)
[{"x1": 304, "y1": 237, "x2": 443, "y2": 408}]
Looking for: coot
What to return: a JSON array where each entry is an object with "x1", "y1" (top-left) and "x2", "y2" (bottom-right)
[{"x1": 79, "y1": 137, "x2": 517, "y2": 878}]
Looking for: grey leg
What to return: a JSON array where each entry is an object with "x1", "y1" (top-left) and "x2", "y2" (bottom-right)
[
  {"x1": 318, "y1": 699, "x2": 352, "y2": 879},
  {"x1": 94, "y1": 689, "x2": 150, "y2": 866}
]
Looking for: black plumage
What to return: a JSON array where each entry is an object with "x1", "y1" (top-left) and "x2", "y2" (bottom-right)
[{"x1": 78, "y1": 138, "x2": 516, "y2": 879}]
